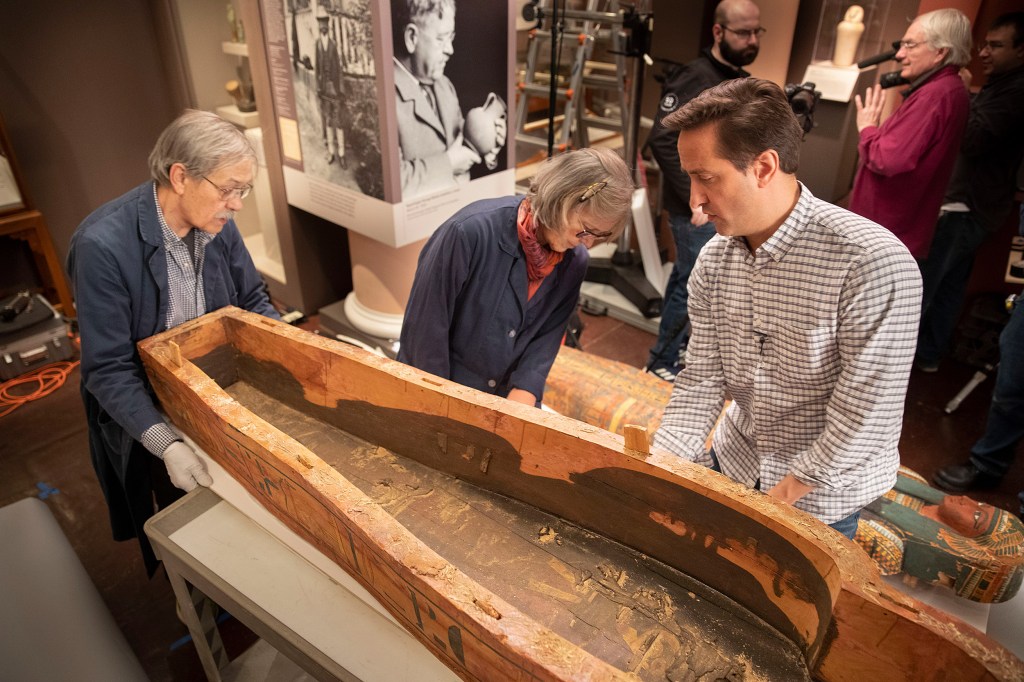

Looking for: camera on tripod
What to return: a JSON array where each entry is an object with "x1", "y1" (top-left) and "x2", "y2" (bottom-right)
[{"x1": 784, "y1": 82, "x2": 821, "y2": 135}]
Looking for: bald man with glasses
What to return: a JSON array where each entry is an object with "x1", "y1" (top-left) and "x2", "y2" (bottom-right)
[{"x1": 644, "y1": 0, "x2": 763, "y2": 382}]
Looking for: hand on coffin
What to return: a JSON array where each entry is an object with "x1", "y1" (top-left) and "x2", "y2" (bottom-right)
[{"x1": 161, "y1": 440, "x2": 214, "y2": 491}]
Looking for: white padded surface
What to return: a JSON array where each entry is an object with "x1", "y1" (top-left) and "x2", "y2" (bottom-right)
[{"x1": 0, "y1": 497, "x2": 147, "y2": 681}]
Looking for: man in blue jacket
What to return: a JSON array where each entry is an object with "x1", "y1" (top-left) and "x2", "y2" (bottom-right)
[{"x1": 67, "y1": 110, "x2": 279, "y2": 573}]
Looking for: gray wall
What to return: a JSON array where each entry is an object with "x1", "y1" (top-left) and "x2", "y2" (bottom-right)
[{"x1": 0, "y1": 0, "x2": 183, "y2": 270}]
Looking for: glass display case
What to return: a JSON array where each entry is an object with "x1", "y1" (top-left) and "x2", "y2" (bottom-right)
[
  {"x1": 803, "y1": 0, "x2": 891, "y2": 102},
  {"x1": 810, "y1": 0, "x2": 891, "y2": 68}
]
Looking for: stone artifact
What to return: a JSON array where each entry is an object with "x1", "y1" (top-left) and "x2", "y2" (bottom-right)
[{"x1": 833, "y1": 5, "x2": 866, "y2": 67}]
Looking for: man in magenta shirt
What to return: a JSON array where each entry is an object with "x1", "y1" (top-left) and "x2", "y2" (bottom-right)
[{"x1": 848, "y1": 9, "x2": 971, "y2": 261}]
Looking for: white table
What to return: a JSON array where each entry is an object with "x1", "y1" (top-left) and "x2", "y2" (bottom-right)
[{"x1": 145, "y1": 475, "x2": 457, "y2": 681}]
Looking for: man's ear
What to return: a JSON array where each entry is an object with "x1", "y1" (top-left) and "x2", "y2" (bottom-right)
[
  {"x1": 752, "y1": 149, "x2": 779, "y2": 187},
  {"x1": 403, "y1": 23, "x2": 419, "y2": 55},
  {"x1": 168, "y1": 163, "x2": 188, "y2": 195},
  {"x1": 711, "y1": 23, "x2": 724, "y2": 45}
]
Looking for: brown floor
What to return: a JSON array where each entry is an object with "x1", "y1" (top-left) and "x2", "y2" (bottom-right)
[{"x1": 0, "y1": 308, "x2": 1020, "y2": 681}]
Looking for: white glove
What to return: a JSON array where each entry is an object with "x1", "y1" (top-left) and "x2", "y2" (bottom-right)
[{"x1": 161, "y1": 441, "x2": 213, "y2": 492}]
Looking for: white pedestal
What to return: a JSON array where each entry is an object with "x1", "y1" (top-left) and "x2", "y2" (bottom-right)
[{"x1": 803, "y1": 61, "x2": 865, "y2": 103}]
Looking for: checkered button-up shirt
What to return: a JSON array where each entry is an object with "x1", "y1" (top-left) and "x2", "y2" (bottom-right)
[
  {"x1": 142, "y1": 183, "x2": 214, "y2": 456},
  {"x1": 653, "y1": 184, "x2": 922, "y2": 523}
]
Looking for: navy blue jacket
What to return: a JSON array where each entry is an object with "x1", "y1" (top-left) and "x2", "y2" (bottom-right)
[
  {"x1": 67, "y1": 181, "x2": 277, "y2": 569},
  {"x1": 398, "y1": 196, "x2": 587, "y2": 401}
]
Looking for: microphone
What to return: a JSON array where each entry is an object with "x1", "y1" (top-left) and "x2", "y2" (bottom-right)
[{"x1": 857, "y1": 40, "x2": 901, "y2": 69}]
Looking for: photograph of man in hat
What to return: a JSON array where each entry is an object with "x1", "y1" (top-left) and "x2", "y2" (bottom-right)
[{"x1": 315, "y1": 5, "x2": 345, "y2": 168}]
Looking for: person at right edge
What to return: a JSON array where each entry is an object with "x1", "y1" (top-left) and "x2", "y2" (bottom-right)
[
  {"x1": 933, "y1": 206, "x2": 1024, "y2": 501},
  {"x1": 915, "y1": 12, "x2": 1024, "y2": 374},
  {"x1": 848, "y1": 8, "x2": 971, "y2": 262},
  {"x1": 644, "y1": 0, "x2": 762, "y2": 381}
]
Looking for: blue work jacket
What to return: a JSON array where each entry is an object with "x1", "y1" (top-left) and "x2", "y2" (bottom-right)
[
  {"x1": 398, "y1": 196, "x2": 587, "y2": 402},
  {"x1": 67, "y1": 181, "x2": 278, "y2": 568}
]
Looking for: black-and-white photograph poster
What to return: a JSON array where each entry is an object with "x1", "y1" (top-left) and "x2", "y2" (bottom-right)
[
  {"x1": 261, "y1": 0, "x2": 514, "y2": 247},
  {"x1": 390, "y1": 0, "x2": 510, "y2": 202},
  {"x1": 278, "y1": 0, "x2": 384, "y2": 199}
]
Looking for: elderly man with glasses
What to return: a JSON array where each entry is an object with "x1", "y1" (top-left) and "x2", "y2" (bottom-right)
[
  {"x1": 848, "y1": 8, "x2": 972, "y2": 262},
  {"x1": 67, "y1": 109, "x2": 279, "y2": 575},
  {"x1": 643, "y1": 0, "x2": 763, "y2": 382}
]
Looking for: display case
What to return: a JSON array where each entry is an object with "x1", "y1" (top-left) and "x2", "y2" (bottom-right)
[{"x1": 802, "y1": 0, "x2": 891, "y2": 102}]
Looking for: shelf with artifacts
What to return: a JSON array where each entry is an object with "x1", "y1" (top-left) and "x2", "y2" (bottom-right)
[
  {"x1": 218, "y1": 37, "x2": 260, "y2": 129},
  {"x1": 219, "y1": 5, "x2": 283, "y2": 284},
  {"x1": 171, "y1": 0, "x2": 283, "y2": 285}
]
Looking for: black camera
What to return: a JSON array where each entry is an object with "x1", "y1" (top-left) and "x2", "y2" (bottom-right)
[
  {"x1": 785, "y1": 82, "x2": 821, "y2": 136},
  {"x1": 879, "y1": 71, "x2": 911, "y2": 89}
]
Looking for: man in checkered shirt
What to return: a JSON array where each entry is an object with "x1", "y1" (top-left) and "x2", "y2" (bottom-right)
[{"x1": 652, "y1": 79, "x2": 922, "y2": 539}]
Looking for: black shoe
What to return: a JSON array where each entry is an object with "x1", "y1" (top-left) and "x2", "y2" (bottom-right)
[
  {"x1": 932, "y1": 462, "x2": 1001, "y2": 493},
  {"x1": 339, "y1": 155, "x2": 347, "y2": 169}
]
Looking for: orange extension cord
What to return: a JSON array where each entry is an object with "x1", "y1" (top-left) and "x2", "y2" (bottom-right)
[{"x1": 0, "y1": 335, "x2": 80, "y2": 418}]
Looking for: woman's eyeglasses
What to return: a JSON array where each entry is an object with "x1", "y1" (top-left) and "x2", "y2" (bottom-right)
[{"x1": 575, "y1": 224, "x2": 615, "y2": 242}]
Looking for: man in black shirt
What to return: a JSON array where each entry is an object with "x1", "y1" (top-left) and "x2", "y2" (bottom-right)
[{"x1": 645, "y1": 0, "x2": 762, "y2": 381}]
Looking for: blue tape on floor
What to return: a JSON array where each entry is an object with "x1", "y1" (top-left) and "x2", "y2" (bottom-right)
[
  {"x1": 167, "y1": 610, "x2": 234, "y2": 652},
  {"x1": 36, "y1": 482, "x2": 60, "y2": 499},
  {"x1": 169, "y1": 632, "x2": 193, "y2": 651}
]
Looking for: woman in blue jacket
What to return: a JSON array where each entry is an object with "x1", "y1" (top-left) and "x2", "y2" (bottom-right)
[{"x1": 398, "y1": 147, "x2": 633, "y2": 406}]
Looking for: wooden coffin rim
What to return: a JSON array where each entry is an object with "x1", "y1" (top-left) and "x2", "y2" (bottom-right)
[{"x1": 138, "y1": 307, "x2": 1023, "y2": 681}]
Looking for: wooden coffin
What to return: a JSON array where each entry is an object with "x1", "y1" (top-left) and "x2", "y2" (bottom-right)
[{"x1": 138, "y1": 307, "x2": 1023, "y2": 681}]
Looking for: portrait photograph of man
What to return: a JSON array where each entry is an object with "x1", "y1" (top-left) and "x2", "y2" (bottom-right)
[{"x1": 390, "y1": 0, "x2": 510, "y2": 201}]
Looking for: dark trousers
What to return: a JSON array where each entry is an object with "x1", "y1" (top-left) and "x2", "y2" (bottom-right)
[
  {"x1": 916, "y1": 211, "x2": 989, "y2": 365},
  {"x1": 970, "y1": 297, "x2": 1024, "y2": 482},
  {"x1": 647, "y1": 213, "x2": 716, "y2": 370}
]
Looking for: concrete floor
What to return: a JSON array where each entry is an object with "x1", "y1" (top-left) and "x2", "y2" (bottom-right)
[{"x1": 1, "y1": 308, "x2": 1021, "y2": 680}]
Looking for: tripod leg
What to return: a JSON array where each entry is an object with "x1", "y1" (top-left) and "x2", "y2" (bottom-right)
[{"x1": 944, "y1": 364, "x2": 995, "y2": 414}]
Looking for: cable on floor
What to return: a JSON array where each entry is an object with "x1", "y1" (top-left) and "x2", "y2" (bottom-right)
[
  {"x1": 1, "y1": 330, "x2": 80, "y2": 418},
  {"x1": 0, "y1": 359, "x2": 80, "y2": 418}
]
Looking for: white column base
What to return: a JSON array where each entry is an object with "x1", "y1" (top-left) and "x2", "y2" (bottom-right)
[{"x1": 343, "y1": 291, "x2": 403, "y2": 340}]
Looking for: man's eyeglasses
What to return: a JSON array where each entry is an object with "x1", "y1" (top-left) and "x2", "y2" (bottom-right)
[
  {"x1": 720, "y1": 25, "x2": 767, "y2": 40},
  {"x1": 897, "y1": 39, "x2": 925, "y2": 51},
  {"x1": 203, "y1": 176, "x2": 253, "y2": 201}
]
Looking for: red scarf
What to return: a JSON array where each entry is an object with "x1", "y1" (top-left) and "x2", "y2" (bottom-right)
[{"x1": 516, "y1": 199, "x2": 563, "y2": 300}]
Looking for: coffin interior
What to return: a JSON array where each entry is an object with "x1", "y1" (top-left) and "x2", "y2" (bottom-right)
[{"x1": 176, "y1": 319, "x2": 822, "y2": 680}]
